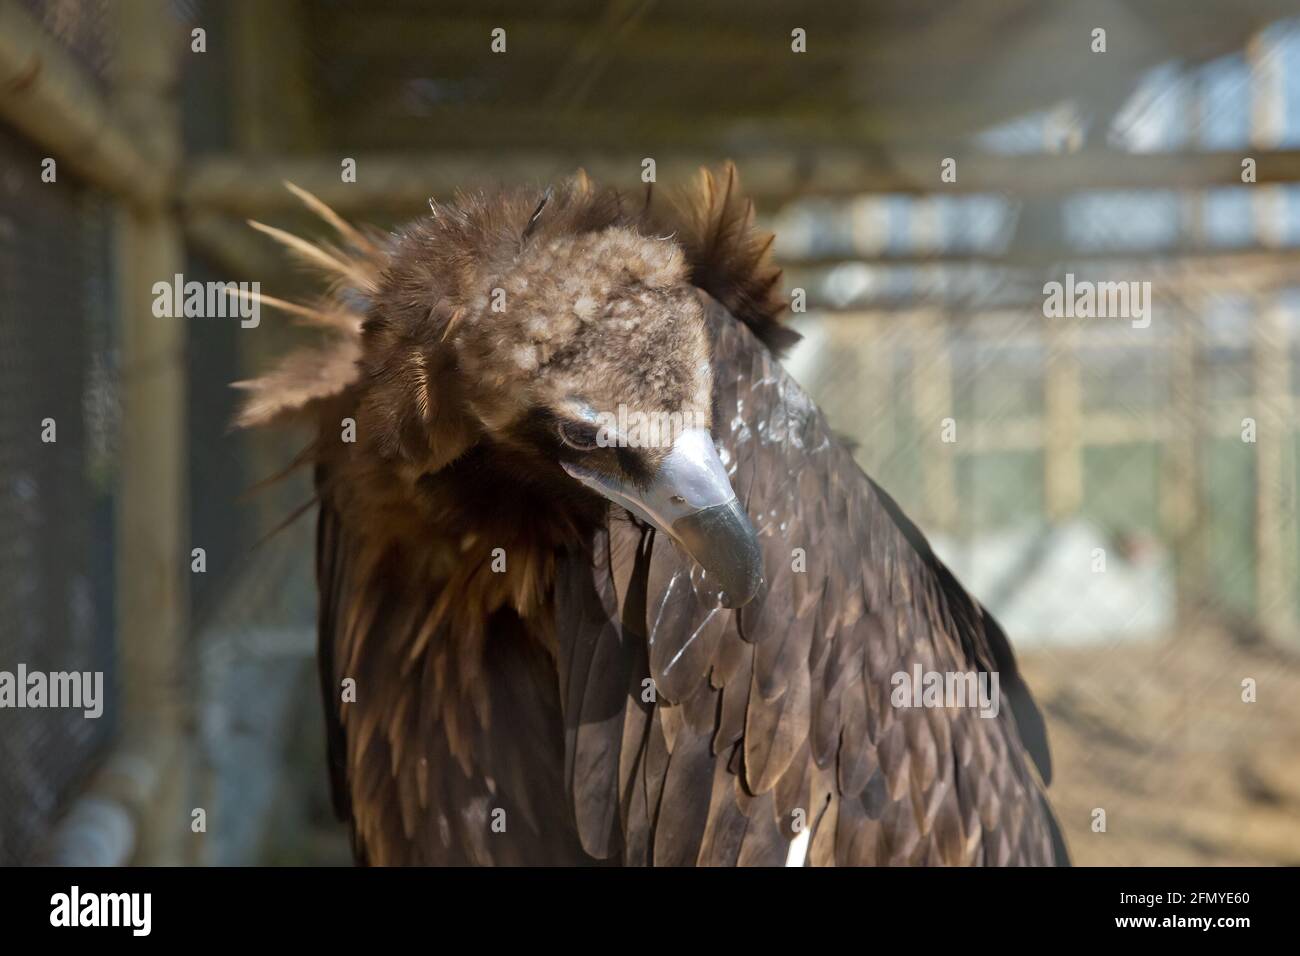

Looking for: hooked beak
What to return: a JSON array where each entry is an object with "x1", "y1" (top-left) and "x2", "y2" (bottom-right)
[{"x1": 562, "y1": 427, "x2": 764, "y2": 608}]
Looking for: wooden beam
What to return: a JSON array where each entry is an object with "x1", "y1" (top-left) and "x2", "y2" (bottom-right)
[
  {"x1": 304, "y1": 4, "x2": 1284, "y2": 153},
  {"x1": 787, "y1": 252, "x2": 1300, "y2": 312},
  {"x1": 324, "y1": 102, "x2": 949, "y2": 153},
  {"x1": 311, "y1": 13, "x2": 924, "y2": 68},
  {"x1": 953, "y1": 406, "x2": 1300, "y2": 454},
  {"x1": 0, "y1": 0, "x2": 163, "y2": 204},
  {"x1": 183, "y1": 148, "x2": 1300, "y2": 217},
  {"x1": 785, "y1": 246, "x2": 1300, "y2": 271},
  {"x1": 309, "y1": 5, "x2": 1285, "y2": 73}
]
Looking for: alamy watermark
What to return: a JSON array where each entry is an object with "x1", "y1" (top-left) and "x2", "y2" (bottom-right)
[
  {"x1": 890, "y1": 664, "x2": 1000, "y2": 718},
  {"x1": 152, "y1": 273, "x2": 260, "y2": 328},
  {"x1": 1043, "y1": 273, "x2": 1151, "y2": 329},
  {"x1": 593, "y1": 405, "x2": 708, "y2": 449},
  {"x1": 50, "y1": 886, "x2": 150, "y2": 936},
  {"x1": 0, "y1": 664, "x2": 103, "y2": 718}
]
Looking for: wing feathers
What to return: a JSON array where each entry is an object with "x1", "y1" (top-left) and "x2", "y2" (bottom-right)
[{"x1": 554, "y1": 295, "x2": 1062, "y2": 866}]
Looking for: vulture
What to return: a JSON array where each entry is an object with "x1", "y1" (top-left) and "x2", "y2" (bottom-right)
[{"x1": 237, "y1": 165, "x2": 1068, "y2": 866}]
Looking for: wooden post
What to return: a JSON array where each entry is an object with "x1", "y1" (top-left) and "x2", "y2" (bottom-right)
[
  {"x1": 1042, "y1": 319, "x2": 1083, "y2": 522},
  {"x1": 224, "y1": 0, "x2": 323, "y2": 589},
  {"x1": 1248, "y1": 30, "x2": 1297, "y2": 640},
  {"x1": 1252, "y1": 300, "x2": 1295, "y2": 638},
  {"x1": 113, "y1": 0, "x2": 188, "y2": 865},
  {"x1": 1162, "y1": 75, "x2": 1208, "y2": 626},
  {"x1": 229, "y1": 0, "x2": 321, "y2": 154},
  {"x1": 912, "y1": 311, "x2": 958, "y2": 532},
  {"x1": 1162, "y1": 306, "x2": 1206, "y2": 625},
  {"x1": 812, "y1": 310, "x2": 899, "y2": 482},
  {"x1": 858, "y1": 314, "x2": 898, "y2": 483}
]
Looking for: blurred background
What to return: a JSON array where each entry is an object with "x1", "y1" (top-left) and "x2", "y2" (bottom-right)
[{"x1": 2, "y1": 0, "x2": 1299, "y2": 866}]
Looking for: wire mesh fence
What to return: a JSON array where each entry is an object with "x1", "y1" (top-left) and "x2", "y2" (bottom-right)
[
  {"x1": 787, "y1": 302, "x2": 1299, "y2": 640},
  {"x1": 0, "y1": 123, "x2": 117, "y2": 865}
]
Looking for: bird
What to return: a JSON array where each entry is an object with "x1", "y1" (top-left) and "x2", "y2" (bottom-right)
[{"x1": 236, "y1": 164, "x2": 1068, "y2": 866}]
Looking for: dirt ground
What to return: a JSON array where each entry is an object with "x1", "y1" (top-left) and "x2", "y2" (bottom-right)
[{"x1": 1019, "y1": 625, "x2": 1300, "y2": 866}]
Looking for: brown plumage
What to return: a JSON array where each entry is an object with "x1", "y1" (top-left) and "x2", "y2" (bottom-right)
[{"x1": 239, "y1": 163, "x2": 1066, "y2": 866}]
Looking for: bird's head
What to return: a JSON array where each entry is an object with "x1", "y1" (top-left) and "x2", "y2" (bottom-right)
[{"x1": 358, "y1": 181, "x2": 764, "y2": 607}]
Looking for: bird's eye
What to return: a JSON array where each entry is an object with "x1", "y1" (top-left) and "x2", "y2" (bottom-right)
[{"x1": 557, "y1": 419, "x2": 600, "y2": 452}]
